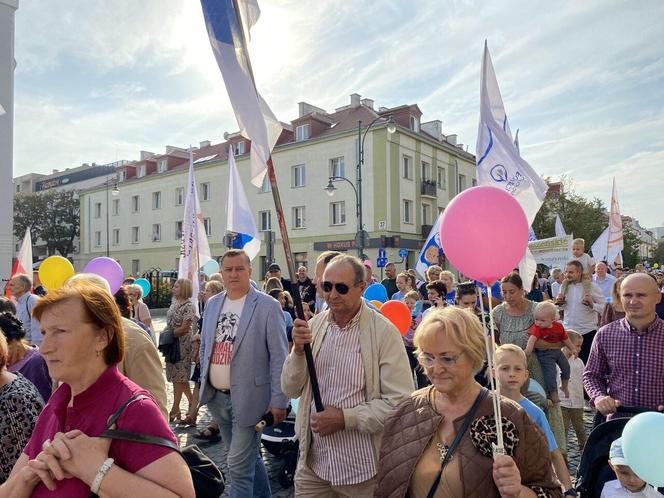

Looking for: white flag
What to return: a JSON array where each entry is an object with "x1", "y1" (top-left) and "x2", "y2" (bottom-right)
[
  {"x1": 513, "y1": 128, "x2": 520, "y2": 154},
  {"x1": 0, "y1": 103, "x2": 5, "y2": 116},
  {"x1": 555, "y1": 215, "x2": 566, "y2": 237},
  {"x1": 226, "y1": 146, "x2": 261, "y2": 260},
  {"x1": 179, "y1": 149, "x2": 212, "y2": 314},
  {"x1": 607, "y1": 178, "x2": 623, "y2": 261},
  {"x1": 200, "y1": 0, "x2": 283, "y2": 188},
  {"x1": 476, "y1": 42, "x2": 548, "y2": 227},
  {"x1": 11, "y1": 228, "x2": 33, "y2": 278},
  {"x1": 415, "y1": 212, "x2": 443, "y2": 279}
]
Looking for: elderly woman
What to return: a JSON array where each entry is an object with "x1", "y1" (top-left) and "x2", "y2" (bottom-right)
[
  {"x1": 599, "y1": 276, "x2": 625, "y2": 327},
  {"x1": 0, "y1": 281, "x2": 194, "y2": 498},
  {"x1": 1, "y1": 312, "x2": 52, "y2": 402},
  {"x1": 376, "y1": 307, "x2": 561, "y2": 497},
  {"x1": 0, "y1": 332, "x2": 44, "y2": 482},
  {"x1": 166, "y1": 279, "x2": 196, "y2": 423},
  {"x1": 126, "y1": 284, "x2": 153, "y2": 331}
]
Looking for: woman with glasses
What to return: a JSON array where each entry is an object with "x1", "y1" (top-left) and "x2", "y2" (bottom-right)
[{"x1": 375, "y1": 307, "x2": 561, "y2": 497}]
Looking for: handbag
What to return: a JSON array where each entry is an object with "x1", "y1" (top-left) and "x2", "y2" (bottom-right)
[
  {"x1": 158, "y1": 327, "x2": 181, "y2": 364},
  {"x1": 98, "y1": 394, "x2": 225, "y2": 498},
  {"x1": 426, "y1": 387, "x2": 489, "y2": 498}
]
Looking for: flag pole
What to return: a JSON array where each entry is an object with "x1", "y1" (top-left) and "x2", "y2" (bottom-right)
[
  {"x1": 229, "y1": 0, "x2": 323, "y2": 412},
  {"x1": 605, "y1": 178, "x2": 613, "y2": 265}
]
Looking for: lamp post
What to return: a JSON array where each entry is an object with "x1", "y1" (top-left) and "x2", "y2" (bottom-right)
[
  {"x1": 324, "y1": 115, "x2": 396, "y2": 259},
  {"x1": 106, "y1": 174, "x2": 119, "y2": 257}
]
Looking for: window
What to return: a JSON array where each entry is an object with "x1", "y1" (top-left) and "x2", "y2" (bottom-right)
[
  {"x1": 403, "y1": 156, "x2": 413, "y2": 179},
  {"x1": 118, "y1": 170, "x2": 126, "y2": 182},
  {"x1": 131, "y1": 259, "x2": 140, "y2": 275},
  {"x1": 152, "y1": 224, "x2": 161, "y2": 242},
  {"x1": 458, "y1": 174, "x2": 467, "y2": 191},
  {"x1": 472, "y1": 178, "x2": 478, "y2": 187},
  {"x1": 409, "y1": 116, "x2": 419, "y2": 132},
  {"x1": 15, "y1": 184, "x2": 20, "y2": 193},
  {"x1": 330, "y1": 201, "x2": 346, "y2": 225},
  {"x1": 94, "y1": 202, "x2": 102, "y2": 219},
  {"x1": 112, "y1": 229, "x2": 120, "y2": 246},
  {"x1": 293, "y1": 206, "x2": 306, "y2": 229},
  {"x1": 112, "y1": 199, "x2": 119, "y2": 216},
  {"x1": 403, "y1": 199, "x2": 413, "y2": 224},
  {"x1": 200, "y1": 182, "x2": 211, "y2": 201},
  {"x1": 259, "y1": 211, "x2": 271, "y2": 231},
  {"x1": 292, "y1": 164, "x2": 306, "y2": 188},
  {"x1": 422, "y1": 203, "x2": 431, "y2": 225},
  {"x1": 131, "y1": 226, "x2": 140, "y2": 244},
  {"x1": 131, "y1": 195, "x2": 140, "y2": 213},
  {"x1": 138, "y1": 164, "x2": 146, "y2": 178},
  {"x1": 94, "y1": 231, "x2": 101, "y2": 247},
  {"x1": 175, "y1": 221, "x2": 183, "y2": 239},
  {"x1": 152, "y1": 191, "x2": 161, "y2": 209},
  {"x1": 175, "y1": 187, "x2": 184, "y2": 206},
  {"x1": 437, "y1": 166, "x2": 446, "y2": 189},
  {"x1": 294, "y1": 252, "x2": 308, "y2": 269},
  {"x1": 259, "y1": 175, "x2": 271, "y2": 193},
  {"x1": 295, "y1": 124, "x2": 310, "y2": 142},
  {"x1": 158, "y1": 159, "x2": 167, "y2": 173},
  {"x1": 203, "y1": 218, "x2": 212, "y2": 236},
  {"x1": 421, "y1": 161, "x2": 431, "y2": 181},
  {"x1": 330, "y1": 157, "x2": 345, "y2": 178},
  {"x1": 234, "y1": 141, "x2": 245, "y2": 155}
]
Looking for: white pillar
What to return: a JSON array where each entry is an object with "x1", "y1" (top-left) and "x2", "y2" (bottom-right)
[{"x1": 0, "y1": 0, "x2": 18, "y2": 280}]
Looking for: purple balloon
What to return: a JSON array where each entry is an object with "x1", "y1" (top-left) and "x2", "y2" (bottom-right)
[{"x1": 83, "y1": 257, "x2": 124, "y2": 294}]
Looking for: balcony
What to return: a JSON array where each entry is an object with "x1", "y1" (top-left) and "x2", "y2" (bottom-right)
[
  {"x1": 420, "y1": 179, "x2": 437, "y2": 197},
  {"x1": 421, "y1": 224, "x2": 433, "y2": 239}
]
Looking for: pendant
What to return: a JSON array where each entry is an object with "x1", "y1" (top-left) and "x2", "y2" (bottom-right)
[{"x1": 436, "y1": 443, "x2": 450, "y2": 462}]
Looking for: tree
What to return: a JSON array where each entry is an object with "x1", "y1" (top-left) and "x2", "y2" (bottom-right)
[
  {"x1": 13, "y1": 190, "x2": 80, "y2": 257},
  {"x1": 622, "y1": 225, "x2": 641, "y2": 269},
  {"x1": 653, "y1": 239, "x2": 664, "y2": 265}
]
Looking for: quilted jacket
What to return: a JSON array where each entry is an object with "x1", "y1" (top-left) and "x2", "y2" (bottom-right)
[{"x1": 375, "y1": 386, "x2": 563, "y2": 498}]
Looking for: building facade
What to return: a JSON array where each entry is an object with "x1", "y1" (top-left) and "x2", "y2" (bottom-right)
[{"x1": 79, "y1": 95, "x2": 477, "y2": 278}]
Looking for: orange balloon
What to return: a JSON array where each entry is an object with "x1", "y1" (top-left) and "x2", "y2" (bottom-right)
[
  {"x1": 370, "y1": 300, "x2": 383, "y2": 309},
  {"x1": 381, "y1": 300, "x2": 411, "y2": 336}
]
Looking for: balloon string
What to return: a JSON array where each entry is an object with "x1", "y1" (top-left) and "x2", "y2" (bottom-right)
[{"x1": 478, "y1": 284, "x2": 505, "y2": 456}]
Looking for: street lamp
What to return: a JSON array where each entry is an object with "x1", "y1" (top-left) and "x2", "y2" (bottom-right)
[
  {"x1": 324, "y1": 115, "x2": 396, "y2": 259},
  {"x1": 106, "y1": 175, "x2": 119, "y2": 257}
]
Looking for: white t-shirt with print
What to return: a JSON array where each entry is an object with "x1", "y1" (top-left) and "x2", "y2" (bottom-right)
[
  {"x1": 209, "y1": 295, "x2": 246, "y2": 390},
  {"x1": 572, "y1": 253, "x2": 595, "y2": 275}
]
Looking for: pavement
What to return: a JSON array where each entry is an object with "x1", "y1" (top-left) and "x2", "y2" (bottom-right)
[{"x1": 153, "y1": 316, "x2": 593, "y2": 496}]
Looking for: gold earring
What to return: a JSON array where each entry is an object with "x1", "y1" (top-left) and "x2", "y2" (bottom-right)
[{"x1": 96, "y1": 350, "x2": 101, "y2": 357}]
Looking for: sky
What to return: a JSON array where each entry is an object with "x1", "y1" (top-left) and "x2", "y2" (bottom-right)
[{"x1": 11, "y1": 0, "x2": 664, "y2": 229}]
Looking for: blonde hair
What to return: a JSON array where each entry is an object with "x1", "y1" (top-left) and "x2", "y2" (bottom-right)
[
  {"x1": 534, "y1": 301, "x2": 558, "y2": 320},
  {"x1": 174, "y1": 278, "x2": 193, "y2": 299},
  {"x1": 572, "y1": 238, "x2": 585, "y2": 247},
  {"x1": 567, "y1": 330, "x2": 583, "y2": 343},
  {"x1": 440, "y1": 270, "x2": 456, "y2": 285},
  {"x1": 205, "y1": 280, "x2": 224, "y2": 295},
  {"x1": 495, "y1": 344, "x2": 527, "y2": 369},
  {"x1": 126, "y1": 283, "x2": 144, "y2": 299},
  {"x1": 404, "y1": 290, "x2": 420, "y2": 302},
  {"x1": 426, "y1": 265, "x2": 442, "y2": 280},
  {"x1": 414, "y1": 307, "x2": 486, "y2": 373}
]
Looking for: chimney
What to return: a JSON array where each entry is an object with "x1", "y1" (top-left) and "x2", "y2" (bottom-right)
[
  {"x1": 421, "y1": 120, "x2": 442, "y2": 141},
  {"x1": 361, "y1": 98, "x2": 374, "y2": 110},
  {"x1": 446, "y1": 134, "x2": 457, "y2": 146},
  {"x1": 140, "y1": 151, "x2": 154, "y2": 160},
  {"x1": 199, "y1": 140, "x2": 211, "y2": 149},
  {"x1": 350, "y1": 93, "x2": 361, "y2": 108}
]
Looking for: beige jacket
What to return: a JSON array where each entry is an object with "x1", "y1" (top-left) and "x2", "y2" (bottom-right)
[
  {"x1": 118, "y1": 318, "x2": 168, "y2": 419},
  {"x1": 281, "y1": 302, "x2": 414, "y2": 469}
]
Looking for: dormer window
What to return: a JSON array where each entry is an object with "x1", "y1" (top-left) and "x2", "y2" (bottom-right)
[
  {"x1": 158, "y1": 159, "x2": 168, "y2": 173},
  {"x1": 138, "y1": 164, "x2": 146, "y2": 178},
  {"x1": 234, "y1": 141, "x2": 245, "y2": 155},
  {"x1": 409, "y1": 116, "x2": 419, "y2": 132},
  {"x1": 296, "y1": 124, "x2": 310, "y2": 142},
  {"x1": 118, "y1": 170, "x2": 126, "y2": 182}
]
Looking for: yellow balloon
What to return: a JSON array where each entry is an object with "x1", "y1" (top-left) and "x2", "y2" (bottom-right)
[
  {"x1": 370, "y1": 300, "x2": 383, "y2": 309},
  {"x1": 654, "y1": 263, "x2": 660, "y2": 269},
  {"x1": 38, "y1": 256, "x2": 75, "y2": 290}
]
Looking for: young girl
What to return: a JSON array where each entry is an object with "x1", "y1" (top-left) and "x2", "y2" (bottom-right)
[
  {"x1": 403, "y1": 290, "x2": 427, "y2": 388},
  {"x1": 391, "y1": 272, "x2": 414, "y2": 301}
]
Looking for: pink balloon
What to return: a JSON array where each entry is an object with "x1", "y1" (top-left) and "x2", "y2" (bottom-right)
[{"x1": 439, "y1": 186, "x2": 529, "y2": 284}]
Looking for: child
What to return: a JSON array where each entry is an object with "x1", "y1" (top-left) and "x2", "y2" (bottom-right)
[
  {"x1": 557, "y1": 237, "x2": 595, "y2": 305},
  {"x1": 601, "y1": 438, "x2": 663, "y2": 497},
  {"x1": 558, "y1": 330, "x2": 587, "y2": 454},
  {"x1": 391, "y1": 272, "x2": 413, "y2": 301},
  {"x1": 495, "y1": 344, "x2": 574, "y2": 492},
  {"x1": 525, "y1": 301, "x2": 575, "y2": 404},
  {"x1": 403, "y1": 290, "x2": 427, "y2": 388}
]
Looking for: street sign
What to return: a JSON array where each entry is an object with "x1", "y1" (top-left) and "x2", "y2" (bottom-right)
[
  {"x1": 376, "y1": 257, "x2": 388, "y2": 268},
  {"x1": 398, "y1": 249, "x2": 409, "y2": 258},
  {"x1": 378, "y1": 248, "x2": 386, "y2": 259}
]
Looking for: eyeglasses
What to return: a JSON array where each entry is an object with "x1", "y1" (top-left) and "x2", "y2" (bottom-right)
[
  {"x1": 417, "y1": 351, "x2": 465, "y2": 368},
  {"x1": 321, "y1": 281, "x2": 354, "y2": 295}
]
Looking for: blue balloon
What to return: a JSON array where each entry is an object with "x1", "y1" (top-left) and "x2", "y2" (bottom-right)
[
  {"x1": 135, "y1": 278, "x2": 151, "y2": 298},
  {"x1": 363, "y1": 283, "x2": 388, "y2": 303},
  {"x1": 202, "y1": 259, "x2": 220, "y2": 277},
  {"x1": 622, "y1": 412, "x2": 664, "y2": 486}
]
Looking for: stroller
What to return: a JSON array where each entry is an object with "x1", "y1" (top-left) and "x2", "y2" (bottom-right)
[
  {"x1": 260, "y1": 399, "x2": 299, "y2": 487},
  {"x1": 575, "y1": 406, "x2": 663, "y2": 497}
]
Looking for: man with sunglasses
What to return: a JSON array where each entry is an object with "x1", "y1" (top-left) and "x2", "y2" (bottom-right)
[{"x1": 282, "y1": 254, "x2": 413, "y2": 497}]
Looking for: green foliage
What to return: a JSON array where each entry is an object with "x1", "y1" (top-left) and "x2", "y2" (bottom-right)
[
  {"x1": 621, "y1": 225, "x2": 641, "y2": 268},
  {"x1": 13, "y1": 190, "x2": 80, "y2": 257},
  {"x1": 651, "y1": 239, "x2": 664, "y2": 265}
]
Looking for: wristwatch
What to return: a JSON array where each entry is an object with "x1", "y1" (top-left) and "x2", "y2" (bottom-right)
[{"x1": 564, "y1": 489, "x2": 578, "y2": 497}]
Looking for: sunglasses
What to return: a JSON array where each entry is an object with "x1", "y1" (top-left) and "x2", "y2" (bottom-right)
[{"x1": 321, "y1": 281, "x2": 355, "y2": 295}]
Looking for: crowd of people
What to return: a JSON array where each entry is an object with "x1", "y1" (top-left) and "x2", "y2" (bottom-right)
[{"x1": 0, "y1": 245, "x2": 662, "y2": 497}]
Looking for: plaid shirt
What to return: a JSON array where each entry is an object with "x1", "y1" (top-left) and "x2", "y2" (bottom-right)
[{"x1": 583, "y1": 317, "x2": 664, "y2": 411}]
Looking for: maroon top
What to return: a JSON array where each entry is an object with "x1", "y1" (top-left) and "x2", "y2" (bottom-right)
[{"x1": 24, "y1": 366, "x2": 177, "y2": 497}]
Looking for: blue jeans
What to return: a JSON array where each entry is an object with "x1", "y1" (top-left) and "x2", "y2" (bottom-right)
[
  {"x1": 535, "y1": 348, "x2": 570, "y2": 395},
  {"x1": 206, "y1": 390, "x2": 272, "y2": 498}
]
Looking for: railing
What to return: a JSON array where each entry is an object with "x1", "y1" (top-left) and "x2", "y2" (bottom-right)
[
  {"x1": 141, "y1": 267, "x2": 176, "y2": 309},
  {"x1": 420, "y1": 179, "x2": 437, "y2": 197}
]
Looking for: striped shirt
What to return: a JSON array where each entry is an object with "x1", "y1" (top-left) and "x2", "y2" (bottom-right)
[
  {"x1": 584, "y1": 317, "x2": 664, "y2": 413},
  {"x1": 308, "y1": 310, "x2": 376, "y2": 485}
]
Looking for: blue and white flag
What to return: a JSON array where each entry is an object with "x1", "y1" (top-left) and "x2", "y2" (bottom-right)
[
  {"x1": 200, "y1": 0, "x2": 282, "y2": 188},
  {"x1": 415, "y1": 212, "x2": 443, "y2": 279},
  {"x1": 528, "y1": 227, "x2": 537, "y2": 241},
  {"x1": 513, "y1": 128, "x2": 520, "y2": 155},
  {"x1": 476, "y1": 42, "x2": 548, "y2": 227},
  {"x1": 226, "y1": 146, "x2": 261, "y2": 260},
  {"x1": 554, "y1": 214, "x2": 566, "y2": 237}
]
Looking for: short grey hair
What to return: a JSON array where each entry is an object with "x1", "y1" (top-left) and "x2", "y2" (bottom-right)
[
  {"x1": 65, "y1": 273, "x2": 112, "y2": 294},
  {"x1": 12, "y1": 274, "x2": 32, "y2": 291},
  {"x1": 327, "y1": 254, "x2": 365, "y2": 285}
]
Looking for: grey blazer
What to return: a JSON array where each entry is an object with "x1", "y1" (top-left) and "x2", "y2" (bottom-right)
[{"x1": 199, "y1": 286, "x2": 289, "y2": 426}]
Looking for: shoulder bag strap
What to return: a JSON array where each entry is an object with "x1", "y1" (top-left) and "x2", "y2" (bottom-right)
[
  {"x1": 426, "y1": 387, "x2": 489, "y2": 498},
  {"x1": 105, "y1": 393, "x2": 150, "y2": 429}
]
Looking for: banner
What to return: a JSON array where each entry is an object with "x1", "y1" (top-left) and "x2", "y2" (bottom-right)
[{"x1": 528, "y1": 235, "x2": 573, "y2": 270}]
